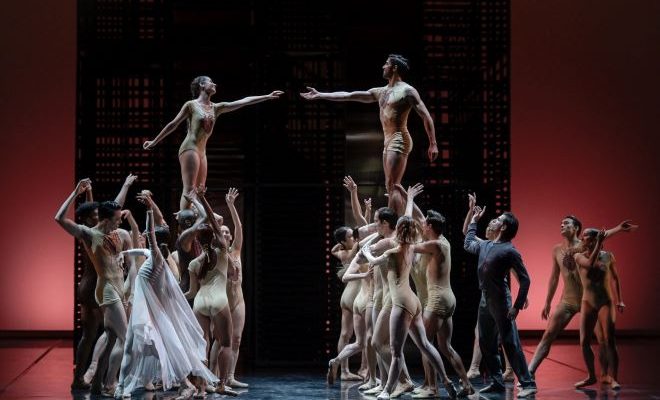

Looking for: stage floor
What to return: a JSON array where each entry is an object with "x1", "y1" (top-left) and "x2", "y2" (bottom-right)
[{"x1": 0, "y1": 338, "x2": 658, "y2": 399}]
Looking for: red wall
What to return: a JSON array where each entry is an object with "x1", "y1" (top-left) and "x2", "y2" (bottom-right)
[
  {"x1": 511, "y1": 1, "x2": 660, "y2": 330},
  {"x1": 0, "y1": 1, "x2": 658, "y2": 332},
  {"x1": 0, "y1": 1, "x2": 76, "y2": 330}
]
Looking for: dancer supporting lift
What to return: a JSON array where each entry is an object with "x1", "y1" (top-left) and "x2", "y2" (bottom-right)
[
  {"x1": 184, "y1": 188, "x2": 239, "y2": 396},
  {"x1": 301, "y1": 54, "x2": 438, "y2": 214},
  {"x1": 56, "y1": 179, "x2": 135, "y2": 396},
  {"x1": 363, "y1": 185, "x2": 458, "y2": 400},
  {"x1": 144, "y1": 75, "x2": 283, "y2": 209},
  {"x1": 464, "y1": 206, "x2": 537, "y2": 398},
  {"x1": 114, "y1": 202, "x2": 218, "y2": 398},
  {"x1": 221, "y1": 188, "x2": 249, "y2": 389}
]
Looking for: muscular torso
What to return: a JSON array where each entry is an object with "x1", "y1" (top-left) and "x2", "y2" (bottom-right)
[
  {"x1": 178, "y1": 100, "x2": 217, "y2": 155},
  {"x1": 423, "y1": 237, "x2": 452, "y2": 288},
  {"x1": 553, "y1": 242, "x2": 583, "y2": 307},
  {"x1": 81, "y1": 227, "x2": 127, "y2": 304},
  {"x1": 376, "y1": 83, "x2": 414, "y2": 139}
]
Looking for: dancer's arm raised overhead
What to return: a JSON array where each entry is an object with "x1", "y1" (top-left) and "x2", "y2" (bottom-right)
[
  {"x1": 137, "y1": 190, "x2": 167, "y2": 227},
  {"x1": 404, "y1": 183, "x2": 423, "y2": 218},
  {"x1": 225, "y1": 188, "x2": 242, "y2": 253},
  {"x1": 462, "y1": 193, "x2": 477, "y2": 236},
  {"x1": 393, "y1": 184, "x2": 425, "y2": 223},
  {"x1": 55, "y1": 179, "x2": 93, "y2": 240},
  {"x1": 114, "y1": 174, "x2": 138, "y2": 207},
  {"x1": 196, "y1": 188, "x2": 228, "y2": 250},
  {"x1": 343, "y1": 176, "x2": 368, "y2": 227},
  {"x1": 300, "y1": 86, "x2": 381, "y2": 103},
  {"x1": 215, "y1": 91, "x2": 284, "y2": 115},
  {"x1": 177, "y1": 196, "x2": 207, "y2": 253},
  {"x1": 363, "y1": 198, "x2": 372, "y2": 224},
  {"x1": 121, "y1": 209, "x2": 140, "y2": 249},
  {"x1": 407, "y1": 86, "x2": 438, "y2": 162},
  {"x1": 464, "y1": 205, "x2": 487, "y2": 255},
  {"x1": 144, "y1": 102, "x2": 192, "y2": 150}
]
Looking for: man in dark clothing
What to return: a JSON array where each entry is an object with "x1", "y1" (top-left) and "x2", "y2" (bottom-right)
[{"x1": 464, "y1": 207, "x2": 537, "y2": 398}]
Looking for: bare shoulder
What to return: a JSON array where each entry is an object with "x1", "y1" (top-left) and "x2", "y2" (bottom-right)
[
  {"x1": 368, "y1": 86, "x2": 387, "y2": 98},
  {"x1": 116, "y1": 228, "x2": 132, "y2": 241}
]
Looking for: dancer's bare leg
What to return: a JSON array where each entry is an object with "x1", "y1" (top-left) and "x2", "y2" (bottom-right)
[
  {"x1": 228, "y1": 301, "x2": 247, "y2": 387},
  {"x1": 328, "y1": 312, "x2": 367, "y2": 384},
  {"x1": 362, "y1": 305, "x2": 378, "y2": 389},
  {"x1": 84, "y1": 332, "x2": 108, "y2": 384},
  {"x1": 73, "y1": 305, "x2": 103, "y2": 388},
  {"x1": 212, "y1": 307, "x2": 237, "y2": 396},
  {"x1": 381, "y1": 307, "x2": 412, "y2": 396},
  {"x1": 91, "y1": 302, "x2": 126, "y2": 394},
  {"x1": 195, "y1": 313, "x2": 212, "y2": 369},
  {"x1": 467, "y1": 324, "x2": 481, "y2": 379},
  {"x1": 383, "y1": 151, "x2": 408, "y2": 216},
  {"x1": 338, "y1": 307, "x2": 361, "y2": 380},
  {"x1": 597, "y1": 304, "x2": 619, "y2": 388},
  {"x1": 575, "y1": 302, "x2": 599, "y2": 388},
  {"x1": 179, "y1": 150, "x2": 201, "y2": 210},
  {"x1": 420, "y1": 314, "x2": 437, "y2": 393},
  {"x1": 528, "y1": 302, "x2": 575, "y2": 375},
  {"x1": 115, "y1": 317, "x2": 135, "y2": 397},
  {"x1": 435, "y1": 315, "x2": 473, "y2": 395},
  {"x1": 368, "y1": 307, "x2": 412, "y2": 395}
]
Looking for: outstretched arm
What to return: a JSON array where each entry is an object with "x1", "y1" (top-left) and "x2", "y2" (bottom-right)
[
  {"x1": 363, "y1": 198, "x2": 372, "y2": 224},
  {"x1": 343, "y1": 176, "x2": 368, "y2": 226},
  {"x1": 55, "y1": 179, "x2": 91, "y2": 239},
  {"x1": 463, "y1": 193, "x2": 477, "y2": 235},
  {"x1": 404, "y1": 183, "x2": 423, "y2": 218},
  {"x1": 114, "y1": 174, "x2": 138, "y2": 207},
  {"x1": 464, "y1": 205, "x2": 486, "y2": 255},
  {"x1": 215, "y1": 91, "x2": 284, "y2": 115},
  {"x1": 542, "y1": 249, "x2": 561, "y2": 320},
  {"x1": 300, "y1": 86, "x2": 380, "y2": 103},
  {"x1": 121, "y1": 210, "x2": 140, "y2": 248},
  {"x1": 137, "y1": 190, "x2": 166, "y2": 227},
  {"x1": 393, "y1": 184, "x2": 424, "y2": 223},
  {"x1": 144, "y1": 102, "x2": 191, "y2": 149},
  {"x1": 408, "y1": 87, "x2": 438, "y2": 162},
  {"x1": 604, "y1": 220, "x2": 638, "y2": 240},
  {"x1": 225, "y1": 188, "x2": 243, "y2": 252}
]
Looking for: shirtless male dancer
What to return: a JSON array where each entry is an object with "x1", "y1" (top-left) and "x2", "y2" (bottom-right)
[
  {"x1": 56, "y1": 179, "x2": 135, "y2": 396},
  {"x1": 71, "y1": 175, "x2": 137, "y2": 389},
  {"x1": 413, "y1": 209, "x2": 474, "y2": 398},
  {"x1": 528, "y1": 218, "x2": 636, "y2": 377},
  {"x1": 300, "y1": 54, "x2": 438, "y2": 214}
]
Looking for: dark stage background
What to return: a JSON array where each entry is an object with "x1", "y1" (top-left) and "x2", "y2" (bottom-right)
[{"x1": 0, "y1": 0, "x2": 658, "y2": 369}]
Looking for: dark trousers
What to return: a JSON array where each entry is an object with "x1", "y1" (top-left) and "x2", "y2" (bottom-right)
[{"x1": 478, "y1": 292, "x2": 536, "y2": 388}]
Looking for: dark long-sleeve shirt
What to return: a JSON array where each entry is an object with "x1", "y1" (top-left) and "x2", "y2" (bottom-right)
[{"x1": 464, "y1": 223, "x2": 530, "y2": 310}]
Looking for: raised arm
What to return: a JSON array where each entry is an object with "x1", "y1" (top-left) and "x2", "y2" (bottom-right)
[
  {"x1": 363, "y1": 198, "x2": 372, "y2": 224},
  {"x1": 408, "y1": 87, "x2": 438, "y2": 162},
  {"x1": 215, "y1": 91, "x2": 283, "y2": 115},
  {"x1": 114, "y1": 173, "x2": 138, "y2": 207},
  {"x1": 542, "y1": 248, "x2": 561, "y2": 320},
  {"x1": 144, "y1": 208, "x2": 164, "y2": 267},
  {"x1": 300, "y1": 86, "x2": 380, "y2": 103},
  {"x1": 85, "y1": 181, "x2": 93, "y2": 203},
  {"x1": 118, "y1": 228, "x2": 137, "y2": 300},
  {"x1": 404, "y1": 183, "x2": 423, "y2": 218},
  {"x1": 197, "y1": 190, "x2": 228, "y2": 250},
  {"x1": 225, "y1": 188, "x2": 243, "y2": 252},
  {"x1": 343, "y1": 176, "x2": 368, "y2": 226},
  {"x1": 121, "y1": 209, "x2": 141, "y2": 248},
  {"x1": 144, "y1": 102, "x2": 191, "y2": 149},
  {"x1": 55, "y1": 179, "x2": 91, "y2": 239},
  {"x1": 604, "y1": 220, "x2": 638, "y2": 240},
  {"x1": 393, "y1": 184, "x2": 424, "y2": 223},
  {"x1": 464, "y1": 205, "x2": 487, "y2": 255},
  {"x1": 137, "y1": 190, "x2": 166, "y2": 227},
  {"x1": 463, "y1": 193, "x2": 476, "y2": 235}
]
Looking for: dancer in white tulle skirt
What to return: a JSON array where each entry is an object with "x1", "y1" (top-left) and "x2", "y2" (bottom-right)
[{"x1": 114, "y1": 206, "x2": 218, "y2": 399}]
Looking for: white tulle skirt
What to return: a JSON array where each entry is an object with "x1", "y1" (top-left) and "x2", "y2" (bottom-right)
[{"x1": 121, "y1": 255, "x2": 218, "y2": 394}]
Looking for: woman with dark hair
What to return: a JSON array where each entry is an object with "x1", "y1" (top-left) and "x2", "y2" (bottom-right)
[
  {"x1": 114, "y1": 202, "x2": 217, "y2": 399},
  {"x1": 362, "y1": 186, "x2": 457, "y2": 400},
  {"x1": 184, "y1": 189, "x2": 238, "y2": 396},
  {"x1": 144, "y1": 76, "x2": 283, "y2": 210}
]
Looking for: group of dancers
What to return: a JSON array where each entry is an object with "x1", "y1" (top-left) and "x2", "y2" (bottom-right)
[{"x1": 56, "y1": 53, "x2": 635, "y2": 399}]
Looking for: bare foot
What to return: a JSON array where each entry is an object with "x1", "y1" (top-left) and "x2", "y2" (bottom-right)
[
  {"x1": 358, "y1": 367, "x2": 369, "y2": 379},
  {"x1": 466, "y1": 367, "x2": 480, "y2": 380},
  {"x1": 327, "y1": 360, "x2": 339, "y2": 385},
  {"x1": 341, "y1": 371, "x2": 363, "y2": 381},
  {"x1": 575, "y1": 376, "x2": 597, "y2": 388},
  {"x1": 216, "y1": 385, "x2": 239, "y2": 396},
  {"x1": 610, "y1": 379, "x2": 621, "y2": 390}
]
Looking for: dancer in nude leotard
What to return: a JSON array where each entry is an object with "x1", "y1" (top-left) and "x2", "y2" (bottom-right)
[
  {"x1": 143, "y1": 76, "x2": 283, "y2": 210},
  {"x1": 363, "y1": 188, "x2": 457, "y2": 400},
  {"x1": 184, "y1": 189, "x2": 238, "y2": 396},
  {"x1": 301, "y1": 55, "x2": 438, "y2": 215},
  {"x1": 220, "y1": 188, "x2": 249, "y2": 389}
]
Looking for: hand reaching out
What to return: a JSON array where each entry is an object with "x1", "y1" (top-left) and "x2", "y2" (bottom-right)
[
  {"x1": 407, "y1": 183, "x2": 424, "y2": 199},
  {"x1": 225, "y1": 187, "x2": 239, "y2": 205},
  {"x1": 300, "y1": 87, "x2": 320, "y2": 100},
  {"x1": 343, "y1": 176, "x2": 358, "y2": 193},
  {"x1": 268, "y1": 90, "x2": 284, "y2": 99},
  {"x1": 123, "y1": 173, "x2": 138, "y2": 187}
]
